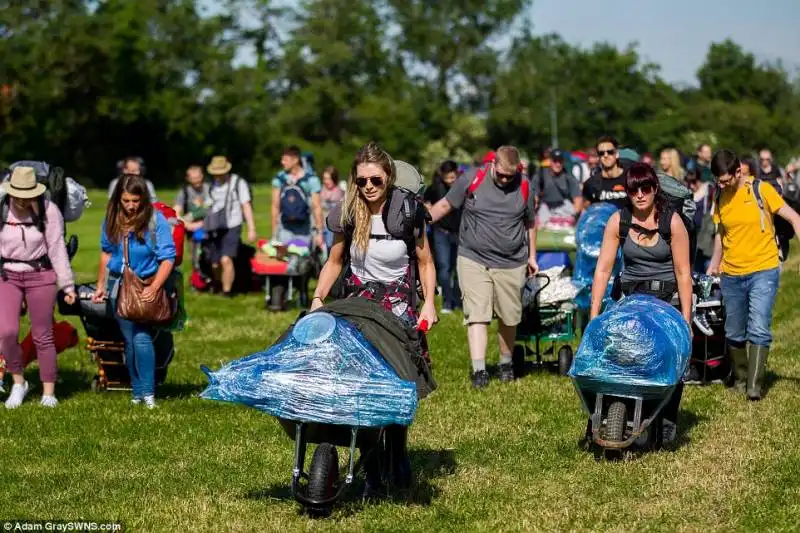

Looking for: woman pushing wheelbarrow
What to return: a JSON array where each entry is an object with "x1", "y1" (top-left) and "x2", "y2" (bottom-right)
[{"x1": 202, "y1": 143, "x2": 438, "y2": 516}]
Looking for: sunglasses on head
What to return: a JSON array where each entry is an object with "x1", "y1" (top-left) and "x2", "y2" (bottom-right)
[
  {"x1": 627, "y1": 184, "x2": 654, "y2": 195},
  {"x1": 598, "y1": 149, "x2": 617, "y2": 157},
  {"x1": 355, "y1": 176, "x2": 385, "y2": 188}
]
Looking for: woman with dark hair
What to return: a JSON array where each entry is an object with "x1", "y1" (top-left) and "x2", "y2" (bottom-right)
[
  {"x1": 319, "y1": 165, "x2": 344, "y2": 249},
  {"x1": 423, "y1": 160, "x2": 462, "y2": 313},
  {"x1": 589, "y1": 162, "x2": 693, "y2": 442},
  {"x1": 93, "y1": 174, "x2": 176, "y2": 409}
]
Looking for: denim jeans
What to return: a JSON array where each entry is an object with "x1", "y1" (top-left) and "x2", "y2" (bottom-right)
[
  {"x1": 431, "y1": 227, "x2": 461, "y2": 310},
  {"x1": 108, "y1": 278, "x2": 157, "y2": 398},
  {"x1": 720, "y1": 268, "x2": 780, "y2": 347}
]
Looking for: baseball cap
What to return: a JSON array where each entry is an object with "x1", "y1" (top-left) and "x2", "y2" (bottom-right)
[{"x1": 551, "y1": 149, "x2": 565, "y2": 162}]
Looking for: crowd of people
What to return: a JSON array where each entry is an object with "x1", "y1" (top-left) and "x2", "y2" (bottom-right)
[{"x1": 1, "y1": 137, "x2": 798, "y2": 426}]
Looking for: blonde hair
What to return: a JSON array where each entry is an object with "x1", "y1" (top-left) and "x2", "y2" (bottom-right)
[
  {"x1": 340, "y1": 142, "x2": 396, "y2": 254},
  {"x1": 660, "y1": 148, "x2": 686, "y2": 182}
]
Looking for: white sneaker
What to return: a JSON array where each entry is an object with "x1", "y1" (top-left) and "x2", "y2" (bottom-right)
[
  {"x1": 143, "y1": 395, "x2": 157, "y2": 409},
  {"x1": 40, "y1": 395, "x2": 59, "y2": 408},
  {"x1": 5, "y1": 381, "x2": 29, "y2": 409},
  {"x1": 130, "y1": 397, "x2": 142, "y2": 406},
  {"x1": 0, "y1": 382, "x2": 5, "y2": 395},
  {"x1": 440, "y1": 308, "x2": 453, "y2": 315}
]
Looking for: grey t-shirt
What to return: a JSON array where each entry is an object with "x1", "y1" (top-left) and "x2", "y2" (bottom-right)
[
  {"x1": 446, "y1": 167, "x2": 536, "y2": 269},
  {"x1": 621, "y1": 233, "x2": 675, "y2": 283},
  {"x1": 175, "y1": 182, "x2": 212, "y2": 221},
  {"x1": 208, "y1": 174, "x2": 251, "y2": 229},
  {"x1": 537, "y1": 168, "x2": 580, "y2": 209}
]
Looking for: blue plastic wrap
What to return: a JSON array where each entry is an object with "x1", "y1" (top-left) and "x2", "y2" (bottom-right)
[
  {"x1": 569, "y1": 294, "x2": 691, "y2": 400},
  {"x1": 572, "y1": 203, "x2": 623, "y2": 310},
  {"x1": 200, "y1": 312, "x2": 418, "y2": 427}
]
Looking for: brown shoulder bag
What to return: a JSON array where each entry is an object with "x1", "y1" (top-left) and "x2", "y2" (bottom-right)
[{"x1": 116, "y1": 234, "x2": 177, "y2": 324}]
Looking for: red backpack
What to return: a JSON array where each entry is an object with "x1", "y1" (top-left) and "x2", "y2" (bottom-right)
[
  {"x1": 466, "y1": 156, "x2": 530, "y2": 204},
  {"x1": 152, "y1": 202, "x2": 186, "y2": 267}
]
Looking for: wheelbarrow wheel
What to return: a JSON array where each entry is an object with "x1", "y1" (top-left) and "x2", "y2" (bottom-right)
[
  {"x1": 557, "y1": 345, "x2": 573, "y2": 376},
  {"x1": 604, "y1": 401, "x2": 627, "y2": 460},
  {"x1": 306, "y1": 443, "x2": 339, "y2": 518}
]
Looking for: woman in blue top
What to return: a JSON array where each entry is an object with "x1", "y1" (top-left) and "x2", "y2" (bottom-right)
[{"x1": 92, "y1": 174, "x2": 176, "y2": 408}]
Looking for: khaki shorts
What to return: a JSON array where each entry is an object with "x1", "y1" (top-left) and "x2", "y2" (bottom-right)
[{"x1": 457, "y1": 255, "x2": 527, "y2": 326}]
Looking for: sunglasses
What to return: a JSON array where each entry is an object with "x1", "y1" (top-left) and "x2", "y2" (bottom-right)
[
  {"x1": 627, "y1": 184, "x2": 654, "y2": 195},
  {"x1": 355, "y1": 176, "x2": 385, "y2": 188},
  {"x1": 598, "y1": 149, "x2": 617, "y2": 157}
]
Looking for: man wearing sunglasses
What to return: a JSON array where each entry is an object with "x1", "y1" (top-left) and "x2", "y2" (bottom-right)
[
  {"x1": 428, "y1": 146, "x2": 538, "y2": 389},
  {"x1": 582, "y1": 136, "x2": 630, "y2": 210}
]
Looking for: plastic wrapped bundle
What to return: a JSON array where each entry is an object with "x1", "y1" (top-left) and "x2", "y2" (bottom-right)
[
  {"x1": 569, "y1": 295, "x2": 691, "y2": 399},
  {"x1": 572, "y1": 203, "x2": 623, "y2": 309},
  {"x1": 523, "y1": 266, "x2": 584, "y2": 308},
  {"x1": 200, "y1": 312, "x2": 418, "y2": 427}
]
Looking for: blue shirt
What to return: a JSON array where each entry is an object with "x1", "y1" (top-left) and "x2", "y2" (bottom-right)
[{"x1": 101, "y1": 212, "x2": 177, "y2": 278}]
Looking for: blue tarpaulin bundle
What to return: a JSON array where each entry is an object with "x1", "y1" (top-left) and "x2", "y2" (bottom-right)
[
  {"x1": 572, "y1": 202, "x2": 623, "y2": 309},
  {"x1": 569, "y1": 295, "x2": 691, "y2": 399},
  {"x1": 200, "y1": 312, "x2": 418, "y2": 427}
]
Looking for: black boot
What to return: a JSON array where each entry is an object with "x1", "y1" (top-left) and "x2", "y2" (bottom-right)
[
  {"x1": 361, "y1": 446, "x2": 386, "y2": 500},
  {"x1": 746, "y1": 345, "x2": 769, "y2": 401},
  {"x1": 728, "y1": 342, "x2": 748, "y2": 394},
  {"x1": 387, "y1": 424, "x2": 412, "y2": 489}
]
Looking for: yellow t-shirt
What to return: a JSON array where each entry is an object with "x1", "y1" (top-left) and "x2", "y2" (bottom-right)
[{"x1": 713, "y1": 178, "x2": 785, "y2": 275}]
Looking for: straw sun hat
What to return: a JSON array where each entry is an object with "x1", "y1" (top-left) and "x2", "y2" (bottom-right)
[{"x1": 5, "y1": 167, "x2": 46, "y2": 199}]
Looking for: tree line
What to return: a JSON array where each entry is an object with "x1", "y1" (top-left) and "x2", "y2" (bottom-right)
[{"x1": 1, "y1": 0, "x2": 798, "y2": 187}]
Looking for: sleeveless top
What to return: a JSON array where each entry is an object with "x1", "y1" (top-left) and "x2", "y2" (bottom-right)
[{"x1": 621, "y1": 233, "x2": 675, "y2": 283}]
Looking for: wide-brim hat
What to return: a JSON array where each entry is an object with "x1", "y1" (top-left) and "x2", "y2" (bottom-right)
[
  {"x1": 5, "y1": 166, "x2": 46, "y2": 199},
  {"x1": 207, "y1": 156, "x2": 232, "y2": 176}
]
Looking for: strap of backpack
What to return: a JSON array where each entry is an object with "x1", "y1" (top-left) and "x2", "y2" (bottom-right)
[
  {"x1": 750, "y1": 179, "x2": 767, "y2": 233},
  {"x1": 657, "y1": 209, "x2": 673, "y2": 244},
  {"x1": 467, "y1": 165, "x2": 489, "y2": 196},
  {"x1": 618, "y1": 207, "x2": 633, "y2": 243}
]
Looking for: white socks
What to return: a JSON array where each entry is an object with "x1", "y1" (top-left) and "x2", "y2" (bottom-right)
[{"x1": 5, "y1": 381, "x2": 29, "y2": 409}]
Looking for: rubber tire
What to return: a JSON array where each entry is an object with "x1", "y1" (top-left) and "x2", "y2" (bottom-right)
[
  {"x1": 558, "y1": 345, "x2": 573, "y2": 376},
  {"x1": 604, "y1": 401, "x2": 627, "y2": 460},
  {"x1": 306, "y1": 443, "x2": 338, "y2": 518},
  {"x1": 512, "y1": 345, "x2": 526, "y2": 377}
]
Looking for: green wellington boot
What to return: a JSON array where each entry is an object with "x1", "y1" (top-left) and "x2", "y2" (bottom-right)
[
  {"x1": 728, "y1": 343, "x2": 748, "y2": 394},
  {"x1": 746, "y1": 345, "x2": 769, "y2": 401}
]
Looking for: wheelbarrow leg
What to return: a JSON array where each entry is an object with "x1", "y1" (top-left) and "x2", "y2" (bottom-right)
[{"x1": 291, "y1": 423, "x2": 308, "y2": 494}]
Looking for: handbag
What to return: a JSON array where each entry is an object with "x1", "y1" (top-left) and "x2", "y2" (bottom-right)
[{"x1": 116, "y1": 234, "x2": 178, "y2": 324}]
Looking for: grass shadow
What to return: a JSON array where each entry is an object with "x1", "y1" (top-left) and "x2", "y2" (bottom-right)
[
  {"x1": 246, "y1": 447, "x2": 457, "y2": 516},
  {"x1": 157, "y1": 381, "x2": 206, "y2": 400},
  {"x1": 52, "y1": 367, "x2": 95, "y2": 400}
]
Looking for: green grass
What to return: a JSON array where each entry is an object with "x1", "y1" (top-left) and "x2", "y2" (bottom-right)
[{"x1": 1, "y1": 185, "x2": 800, "y2": 532}]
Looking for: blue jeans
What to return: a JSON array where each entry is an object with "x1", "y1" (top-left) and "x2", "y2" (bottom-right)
[
  {"x1": 432, "y1": 227, "x2": 461, "y2": 309},
  {"x1": 108, "y1": 278, "x2": 157, "y2": 398},
  {"x1": 720, "y1": 268, "x2": 780, "y2": 347}
]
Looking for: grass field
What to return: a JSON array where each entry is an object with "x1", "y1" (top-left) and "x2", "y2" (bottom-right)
[{"x1": 2, "y1": 185, "x2": 799, "y2": 532}]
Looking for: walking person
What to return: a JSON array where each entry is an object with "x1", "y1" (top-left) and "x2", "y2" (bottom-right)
[
  {"x1": 204, "y1": 156, "x2": 256, "y2": 297},
  {"x1": 319, "y1": 166, "x2": 344, "y2": 250},
  {"x1": 0, "y1": 167, "x2": 76, "y2": 408},
  {"x1": 311, "y1": 142, "x2": 437, "y2": 496},
  {"x1": 93, "y1": 174, "x2": 177, "y2": 408},
  {"x1": 589, "y1": 162, "x2": 693, "y2": 442},
  {"x1": 707, "y1": 149, "x2": 800, "y2": 400},
  {"x1": 428, "y1": 146, "x2": 538, "y2": 388},
  {"x1": 424, "y1": 160, "x2": 462, "y2": 313}
]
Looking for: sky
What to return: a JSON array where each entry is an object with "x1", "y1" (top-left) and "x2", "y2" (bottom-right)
[{"x1": 204, "y1": 0, "x2": 800, "y2": 86}]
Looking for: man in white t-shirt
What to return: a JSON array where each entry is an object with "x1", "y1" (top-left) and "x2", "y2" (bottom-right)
[{"x1": 204, "y1": 156, "x2": 256, "y2": 297}]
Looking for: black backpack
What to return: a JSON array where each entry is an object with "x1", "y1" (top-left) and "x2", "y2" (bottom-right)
[{"x1": 334, "y1": 186, "x2": 428, "y2": 307}]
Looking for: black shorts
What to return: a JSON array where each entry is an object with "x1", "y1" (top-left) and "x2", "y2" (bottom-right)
[{"x1": 206, "y1": 226, "x2": 242, "y2": 263}]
